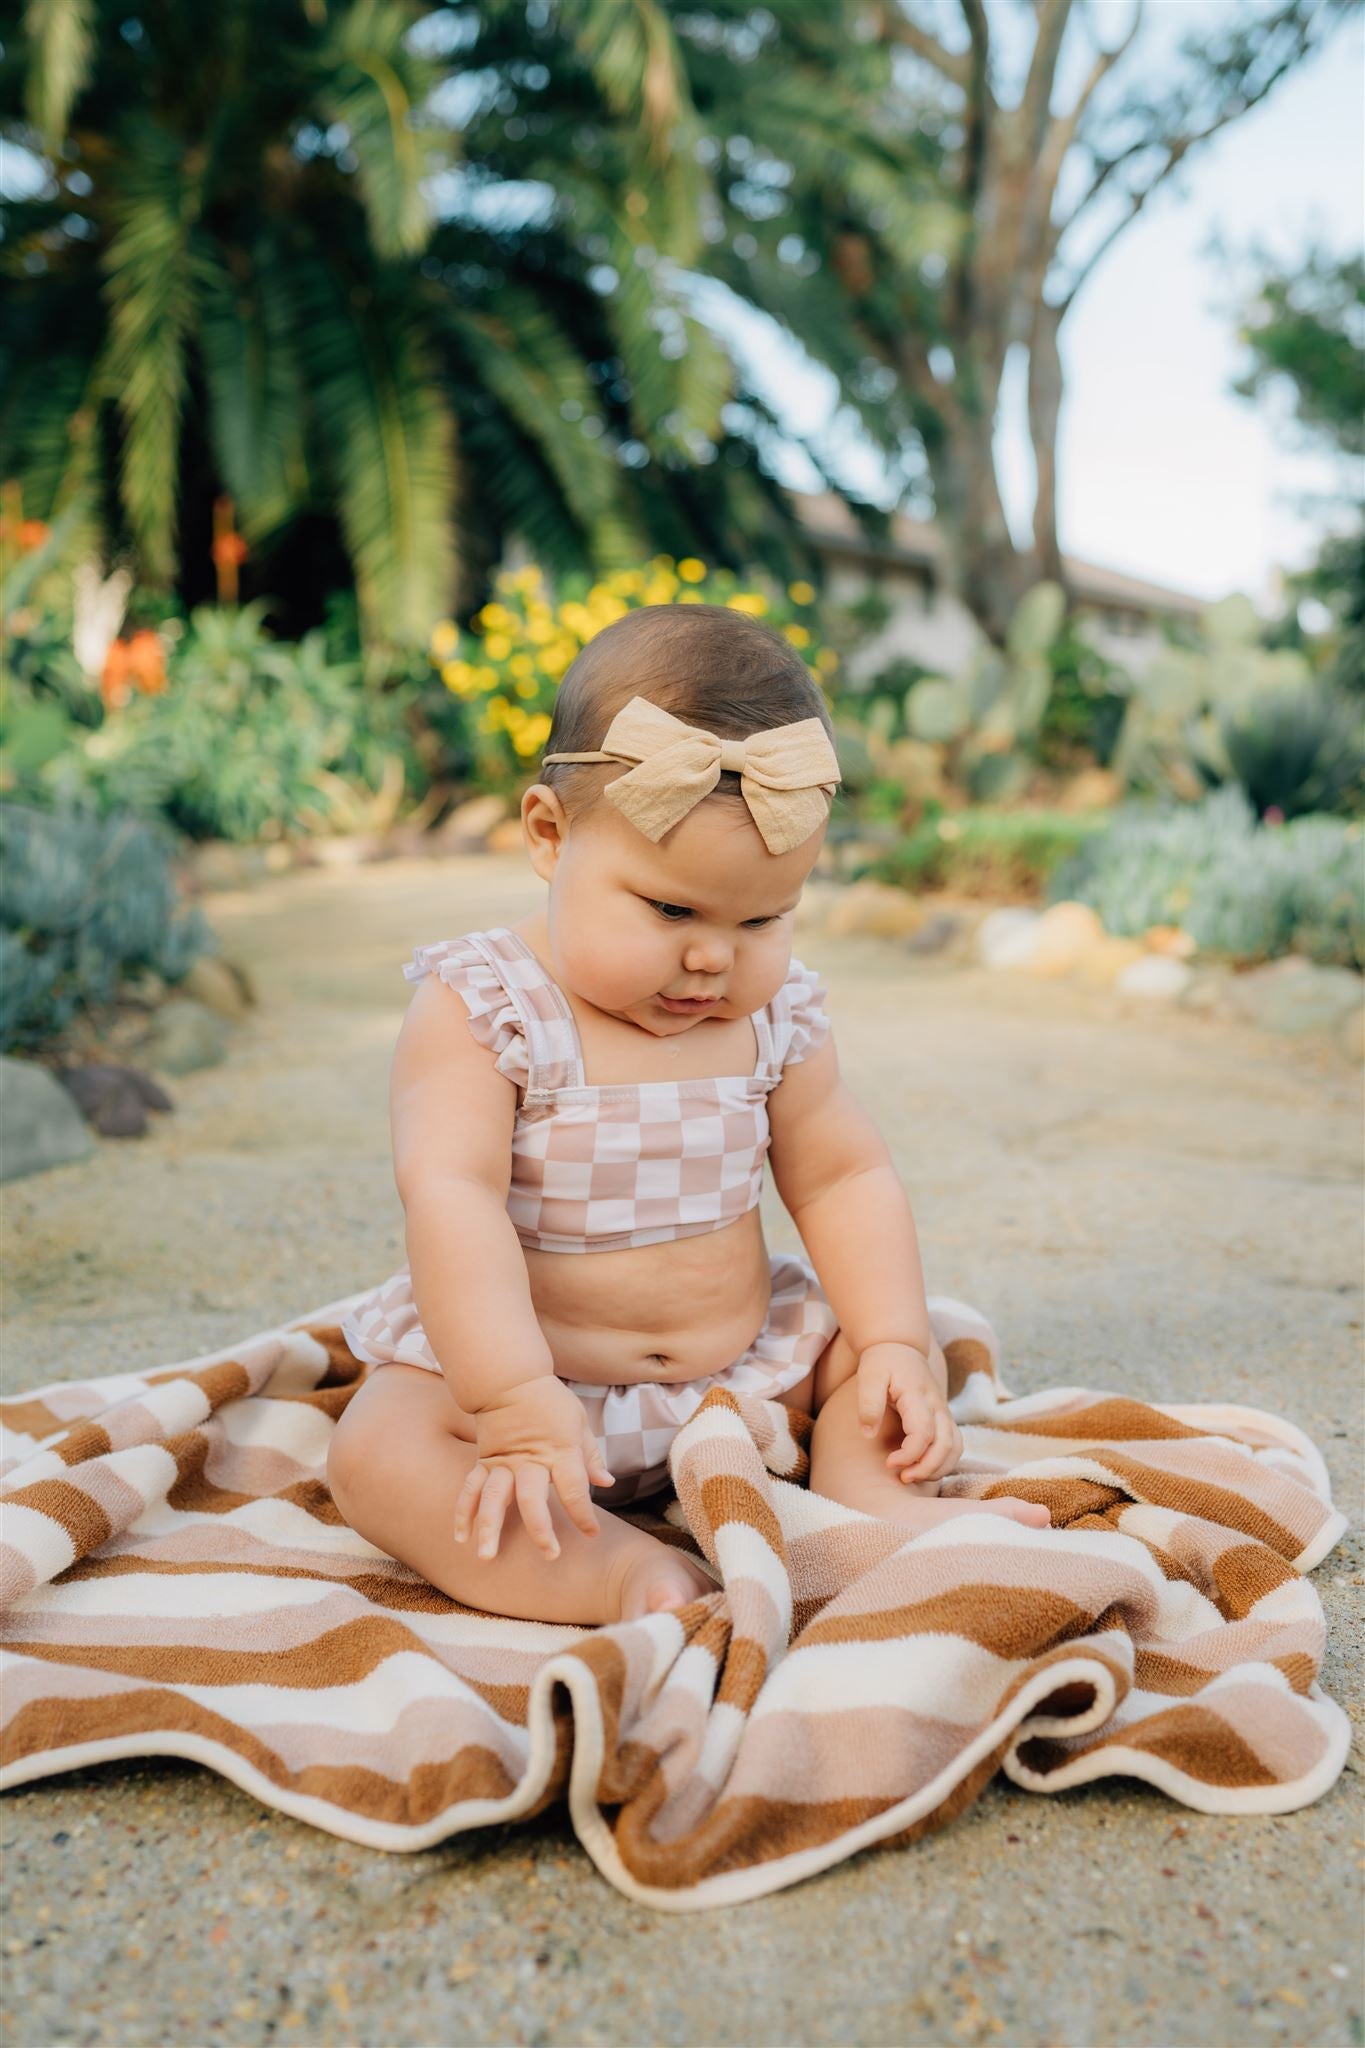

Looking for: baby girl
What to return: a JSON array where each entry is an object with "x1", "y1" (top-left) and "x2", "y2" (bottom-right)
[{"x1": 327, "y1": 602, "x2": 1048, "y2": 1624}]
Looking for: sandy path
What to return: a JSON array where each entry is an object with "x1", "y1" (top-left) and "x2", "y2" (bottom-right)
[{"x1": 4, "y1": 852, "x2": 1361, "y2": 2047}]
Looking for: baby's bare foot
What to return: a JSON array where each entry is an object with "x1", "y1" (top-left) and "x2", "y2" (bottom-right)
[
  {"x1": 612, "y1": 1543, "x2": 716, "y2": 1621},
  {"x1": 881, "y1": 1490, "x2": 1050, "y2": 1532}
]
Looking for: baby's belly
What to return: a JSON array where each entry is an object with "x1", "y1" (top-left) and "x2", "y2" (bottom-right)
[{"x1": 526, "y1": 1208, "x2": 773, "y2": 1385}]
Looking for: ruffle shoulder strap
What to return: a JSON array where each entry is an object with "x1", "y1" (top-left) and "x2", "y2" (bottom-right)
[
  {"x1": 402, "y1": 937, "x2": 531, "y2": 1087},
  {"x1": 773, "y1": 955, "x2": 832, "y2": 1069}
]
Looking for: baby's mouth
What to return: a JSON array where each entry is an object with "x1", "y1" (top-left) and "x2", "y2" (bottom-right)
[{"x1": 657, "y1": 993, "x2": 722, "y2": 1015}]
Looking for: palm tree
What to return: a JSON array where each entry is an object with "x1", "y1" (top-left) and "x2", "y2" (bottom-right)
[{"x1": 4, "y1": 0, "x2": 893, "y2": 646}]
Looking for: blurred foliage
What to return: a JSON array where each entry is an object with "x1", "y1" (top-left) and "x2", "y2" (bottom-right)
[
  {"x1": 0, "y1": 798, "x2": 215, "y2": 1053},
  {"x1": 1, "y1": 598, "x2": 460, "y2": 844},
  {"x1": 901, "y1": 583, "x2": 1066, "y2": 799},
  {"x1": 428, "y1": 553, "x2": 836, "y2": 791},
  {"x1": 856, "y1": 808, "x2": 1103, "y2": 899},
  {"x1": 1050, "y1": 787, "x2": 1364, "y2": 969},
  {"x1": 1108, "y1": 593, "x2": 1364, "y2": 815}
]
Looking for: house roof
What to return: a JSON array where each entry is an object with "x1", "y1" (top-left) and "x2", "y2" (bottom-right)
[{"x1": 791, "y1": 490, "x2": 1206, "y2": 618}]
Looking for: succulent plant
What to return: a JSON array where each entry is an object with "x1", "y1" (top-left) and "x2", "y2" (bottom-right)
[
  {"x1": 0, "y1": 799, "x2": 217, "y2": 1053},
  {"x1": 903, "y1": 581, "x2": 1066, "y2": 795}
]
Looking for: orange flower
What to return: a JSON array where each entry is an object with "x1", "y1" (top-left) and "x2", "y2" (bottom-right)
[
  {"x1": 100, "y1": 630, "x2": 167, "y2": 708},
  {"x1": 211, "y1": 533, "x2": 249, "y2": 568},
  {"x1": 17, "y1": 520, "x2": 50, "y2": 551},
  {"x1": 100, "y1": 639, "x2": 133, "y2": 711},
  {"x1": 125, "y1": 628, "x2": 167, "y2": 694}
]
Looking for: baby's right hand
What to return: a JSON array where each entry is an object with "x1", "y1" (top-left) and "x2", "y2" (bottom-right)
[{"x1": 453, "y1": 1375, "x2": 614, "y2": 1563}]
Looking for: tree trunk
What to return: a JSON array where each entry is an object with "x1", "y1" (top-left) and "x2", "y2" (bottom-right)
[
  {"x1": 926, "y1": 399, "x2": 1039, "y2": 646},
  {"x1": 1027, "y1": 298, "x2": 1066, "y2": 590}
]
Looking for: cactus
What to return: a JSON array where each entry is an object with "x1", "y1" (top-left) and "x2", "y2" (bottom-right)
[
  {"x1": 0, "y1": 799, "x2": 217, "y2": 1053},
  {"x1": 903, "y1": 582, "x2": 1066, "y2": 796},
  {"x1": 1112, "y1": 594, "x2": 1314, "y2": 795}
]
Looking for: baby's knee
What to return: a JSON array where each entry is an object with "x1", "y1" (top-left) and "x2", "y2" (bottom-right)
[{"x1": 326, "y1": 1400, "x2": 372, "y2": 1514}]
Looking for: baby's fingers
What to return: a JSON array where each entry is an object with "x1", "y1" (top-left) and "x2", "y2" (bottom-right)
[
  {"x1": 581, "y1": 1424, "x2": 615, "y2": 1492},
  {"x1": 514, "y1": 1462, "x2": 559, "y2": 1561},
  {"x1": 856, "y1": 1361, "x2": 891, "y2": 1436},
  {"x1": 474, "y1": 1464, "x2": 515, "y2": 1559},
  {"x1": 551, "y1": 1452, "x2": 601, "y2": 1541},
  {"x1": 897, "y1": 1409, "x2": 959, "y2": 1483},
  {"x1": 452, "y1": 1461, "x2": 487, "y2": 1545}
]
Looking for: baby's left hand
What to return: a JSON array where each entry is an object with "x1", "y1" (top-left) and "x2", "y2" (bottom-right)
[{"x1": 856, "y1": 1341, "x2": 963, "y2": 1483}]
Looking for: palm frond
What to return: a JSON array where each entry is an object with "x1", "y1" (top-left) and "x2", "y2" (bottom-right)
[
  {"x1": 292, "y1": 254, "x2": 458, "y2": 643},
  {"x1": 316, "y1": 0, "x2": 443, "y2": 259},
  {"x1": 22, "y1": 0, "x2": 94, "y2": 148},
  {"x1": 96, "y1": 117, "x2": 210, "y2": 582},
  {"x1": 196, "y1": 234, "x2": 308, "y2": 543}
]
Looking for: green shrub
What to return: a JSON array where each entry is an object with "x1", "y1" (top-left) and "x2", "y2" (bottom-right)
[
  {"x1": 52, "y1": 602, "x2": 449, "y2": 842},
  {"x1": 1204, "y1": 682, "x2": 1365, "y2": 819},
  {"x1": 0, "y1": 799, "x2": 216, "y2": 1052},
  {"x1": 1048, "y1": 787, "x2": 1364, "y2": 968},
  {"x1": 858, "y1": 808, "x2": 1104, "y2": 897}
]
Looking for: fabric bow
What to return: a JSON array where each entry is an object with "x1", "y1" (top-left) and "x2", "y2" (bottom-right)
[{"x1": 541, "y1": 695, "x2": 841, "y2": 856}]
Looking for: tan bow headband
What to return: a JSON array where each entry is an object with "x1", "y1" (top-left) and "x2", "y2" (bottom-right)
[{"x1": 541, "y1": 695, "x2": 841, "y2": 856}]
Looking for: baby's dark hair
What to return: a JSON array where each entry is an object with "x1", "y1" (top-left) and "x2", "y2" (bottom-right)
[{"x1": 540, "y1": 602, "x2": 839, "y2": 825}]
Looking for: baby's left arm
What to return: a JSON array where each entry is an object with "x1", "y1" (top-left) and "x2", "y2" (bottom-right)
[{"x1": 768, "y1": 1027, "x2": 955, "y2": 1472}]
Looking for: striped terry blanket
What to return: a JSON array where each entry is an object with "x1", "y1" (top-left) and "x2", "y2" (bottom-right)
[{"x1": 0, "y1": 1292, "x2": 1350, "y2": 1911}]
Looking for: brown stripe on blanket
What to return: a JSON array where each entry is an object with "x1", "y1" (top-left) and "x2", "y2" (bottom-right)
[
  {"x1": 1210, "y1": 1542, "x2": 1297, "y2": 1620},
  {"x1": 5, "y1": 1477, "x2": 112, "y2": 1555},
  {"x1": 1017, "y1": 1701, "x2": 1281, "y2": 1790},
  {"x1": 799, "y1": 1585, "x2": 1094, "y2": 1660},
  {"x1": 4, "y1": 1690, "x2": 524, "y2": 1823},
  {"x1": 9, "y1": 1622, "x2": 530, "y2": 1721},
  {"x1": 982, "y1": 1399, "x2": 1210, "y2": 1441},
  {"x1": 1094, "y1": 1452, "x2": 1299, "y2": 1556}
]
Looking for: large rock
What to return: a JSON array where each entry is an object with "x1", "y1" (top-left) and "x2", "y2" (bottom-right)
[
  {"x1": 1, "y1": 1057, "x2": 95, "y2": 1181},
  {"x1": 975, "y1": 907, "x2": 1041, "y2": 970},
  {"x1": 1117, "y1": 956, "x2": 1194, "y2": 1001},
  {"x1": 1229, "y1": 956, "x2": 1365, "y2": 1037},
  {"x1": 134, "y1": 997, "x2": 232, "y2": 1076},
  {"x1": 1075, "y1": 936, "x2": 1147, "y2": 988},
  {"x1": 56, "y1": 1063, "x2": 175, "y2": 1139},
  {"x1": 824, "y1": 880, "x2": 923, "y2": 940},
  {"x1": 180, "y1": 954, "x2": 253, "y2": 1022},
  {"x1": 486, "y1": 817, "x2": 526, "y2": 855},
  {"x1": 1023, "y1": 900, "x2": 1105, "y2": 977},
  {"x1": 435, "y1": 795, "x2": 508, "y2": 852}
]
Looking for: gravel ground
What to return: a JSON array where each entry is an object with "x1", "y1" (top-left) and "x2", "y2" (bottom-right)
[{"x1": 4, "y1": 851, "x2": 1362, "y2": 2048}]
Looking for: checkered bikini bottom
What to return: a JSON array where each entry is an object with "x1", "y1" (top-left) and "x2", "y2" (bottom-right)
[{"x1": 339, "y1": 1251, "x2": 840, "y2": 1505}]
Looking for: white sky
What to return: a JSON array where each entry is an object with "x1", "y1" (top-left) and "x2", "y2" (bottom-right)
[{"x1": 722, "y1": 4, "x2": 1365, "y2": 607}]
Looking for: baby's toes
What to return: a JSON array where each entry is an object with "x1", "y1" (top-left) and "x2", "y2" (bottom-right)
[{"x1": 981, "y1": 1497, "x2": 1051, "y2": 1528}]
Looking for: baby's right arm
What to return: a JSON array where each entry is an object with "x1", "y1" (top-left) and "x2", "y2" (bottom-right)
[{"x1": 390, "y1": 975, "x2": 612, "y2": 1556}]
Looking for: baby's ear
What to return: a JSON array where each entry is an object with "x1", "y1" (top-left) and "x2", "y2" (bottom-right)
[{"x1": 521, "y1": 783, "x2": 567, "y2": 878}]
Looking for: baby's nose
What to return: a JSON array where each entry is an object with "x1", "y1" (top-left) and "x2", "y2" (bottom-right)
[{"x1": 683, "y1": 931, "x2": 732, "y2": 974}]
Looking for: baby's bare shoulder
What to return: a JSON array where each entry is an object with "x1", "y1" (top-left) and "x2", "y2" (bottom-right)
[{"x1": 390, "y1": 974, "x2": 517, "y2": 1197}]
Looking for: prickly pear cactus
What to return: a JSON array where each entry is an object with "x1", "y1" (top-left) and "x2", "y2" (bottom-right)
[
  {"x1": 902, "y1": 581, "x2": 1066, "y2": 796},
  {"x1": 1112, "y1": 594, "x2": 1312, "y2": 793}
]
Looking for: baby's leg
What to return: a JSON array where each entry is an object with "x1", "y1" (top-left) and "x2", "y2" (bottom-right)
[
  {"x1": 802, "y1": 1332, "x2": 1050, "y2": 1531},
  {"x1": 327, "y1": 1364, "x2": 714, "y2": 1625}
]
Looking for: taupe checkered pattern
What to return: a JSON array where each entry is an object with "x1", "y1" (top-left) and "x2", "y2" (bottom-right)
[
  {"x1": 395, "y1": 927, "x2": 830, "y2": 1254},
  {"x1": 342, "y1": 1250, "x2": 839, "y2": 1501},
  {"x1": 339, "y1": 925, "x2": 838, "y2": 1491}
]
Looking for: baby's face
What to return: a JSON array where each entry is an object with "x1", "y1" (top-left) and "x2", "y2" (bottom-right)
[{"x1": 522, "y1": 787, "x2": 825, "y2": 1036}]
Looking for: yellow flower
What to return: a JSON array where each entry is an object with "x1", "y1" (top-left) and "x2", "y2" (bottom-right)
[
  {"x1": 677, "y1": 557, "x2": 707, "y2": 583},
  {"x1": 786, "y1": 580, "x2": 816, "y2": 606},
  {"x1": 679, "y1": 590, "x2": 704, "y2": 604},
  {"x1": 726, "y1": 592, "x2": 768, "y2": 617},
  {"x1": 476, "y1": 665, "x2": 500, "y2": 691},
  {"x1": 650, "y1": 554, "x2": 676, "y2": 571},
  {"x1": 509, "y1": 653, "x2": 535, "y2": 678},
  {"x1": 782, "y1": 623, "x2": 811, "y2": 648},
  {"x1": 816, "y1": 648, "x2": 839, "y2": 673},
  {"x1": 430, "y1": 621, "x2": 459, "y2": 658},
  {"x1": 525, "y1": 617, "x2": 556, "y2": 646},
  {"x1": 607, "y1": 570, "x2": 642, "y2": 597},
  {"x1": 477, "y1": 602, "x2": 512, "y2": 630},
  {"x1": 515, "y1": 676, "x2": 539, "y2": 699},
  {"x1": 483, "y1": 632, "x2": 512, "y2": 661},
  {"x1": 642, "y1": 576, "x2": 678, "y2": 605}
]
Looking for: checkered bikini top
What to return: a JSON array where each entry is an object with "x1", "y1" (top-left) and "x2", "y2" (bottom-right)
[{"x1": 404, "y1": 926, "x2": 830, "y2": 1254}]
